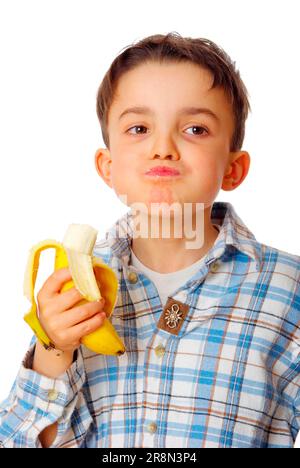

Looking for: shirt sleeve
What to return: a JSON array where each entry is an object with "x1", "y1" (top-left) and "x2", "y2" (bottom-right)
[
  {"x1": 0, "y1": 337, "x2": 93, "y2": 448},
  {"x1": 291, "y1": 386, "x2": 300, "y2": 437},
  {"x1": 278, "y1": 372, "x2": 300, "y2": 445},
  {"x1": 276, "y1": 270, "x2": 300, "y2": 445}
]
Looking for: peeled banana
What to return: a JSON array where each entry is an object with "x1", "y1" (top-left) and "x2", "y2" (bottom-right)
[{"x1": 23, "y1": 224, "x2": 125, "y2": 356}]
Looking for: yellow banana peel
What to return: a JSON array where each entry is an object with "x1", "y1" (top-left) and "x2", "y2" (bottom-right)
[{"x1": 23, "y1": 224, "x2": 125, "y2": 356}]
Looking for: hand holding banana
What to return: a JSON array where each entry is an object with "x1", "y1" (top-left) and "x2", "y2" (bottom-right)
[{"x1": 23, "y1": 224, "x2": 125, "y2": 356}]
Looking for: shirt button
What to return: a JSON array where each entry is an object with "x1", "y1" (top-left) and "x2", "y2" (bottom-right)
[
  {"x1": 155, "y1": 345, "x2": 166, "y2": 357},
  {"x1": 128, "y1": 272, "x2": 138, "y2": 283},
  {"x1": 47, "y1": 389, "x2": 59, "y2": 401},
  {"x1": 210, "y1": 262, "x2": 220, "y2": 273},
  {"x1": 147, "y1": 422, "x2": 158, "y2": 434}
]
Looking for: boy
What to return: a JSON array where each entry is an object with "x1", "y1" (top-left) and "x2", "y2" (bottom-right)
[{"x1": 0, "y1": 32, "x2": 299, "y2": 448}]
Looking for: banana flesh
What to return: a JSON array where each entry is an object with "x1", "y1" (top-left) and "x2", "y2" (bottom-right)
[
  {"x1": 23, "y1": 224, "x2": 125, "y2": 356},
  {"x1": 62, "y1": 225, "x2": 101, "y2": 300}
]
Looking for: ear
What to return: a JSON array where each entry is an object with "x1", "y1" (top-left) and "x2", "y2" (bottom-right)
[
  {"x1": 94, "y1": 148, "x2": 113, "y2": 189},
  {"x1": 221, "y1": 151, "x2": 251, "y2": 191}
]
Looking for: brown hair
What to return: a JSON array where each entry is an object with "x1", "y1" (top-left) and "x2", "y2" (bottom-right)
[{"x1": 96, "y1": 32, "x2": 251, "y2": 152}]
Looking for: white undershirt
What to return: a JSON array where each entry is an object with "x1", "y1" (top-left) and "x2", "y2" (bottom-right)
[{"x1": 130, "y1": 224, "x2": 220, "y2": 307}]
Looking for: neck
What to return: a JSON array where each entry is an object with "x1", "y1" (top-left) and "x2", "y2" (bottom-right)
[{"x1": 130, "y1": 205, "x2": 219, "y2": 273}]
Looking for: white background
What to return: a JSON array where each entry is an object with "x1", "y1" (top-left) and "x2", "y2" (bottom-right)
[{"x1": 0, "y1": 0, "x2": 299, "y2": 447}]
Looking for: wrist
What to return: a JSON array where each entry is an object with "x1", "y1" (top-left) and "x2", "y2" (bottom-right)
[{"x1": 32, "y1": 340, "x2": 76, "y2": 378}]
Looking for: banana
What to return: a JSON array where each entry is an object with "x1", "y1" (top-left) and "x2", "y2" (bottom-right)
[{"x1": 23, "y1": 224, "x2": 125, "y2": 356}]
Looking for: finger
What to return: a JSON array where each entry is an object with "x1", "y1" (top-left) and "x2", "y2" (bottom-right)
[
  {"x1": 41, "y1": 268, "x2": 73, "y2": 300},
  {"x1": 55, "y1": 299, "x2": 105, "y2": 328},
  {"x1": 65, "y1": 312, "x2": 106, "y2": 344},
  {"x1": 54, "y1": 286, "x2": 85, "y2": 311}
]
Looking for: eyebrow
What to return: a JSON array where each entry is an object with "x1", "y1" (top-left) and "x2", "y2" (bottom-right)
[{"x1": 118, "y1": 106, "x2": 220, "y2": 123}]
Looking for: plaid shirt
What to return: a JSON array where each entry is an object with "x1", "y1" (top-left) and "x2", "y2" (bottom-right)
[{"x1": 1, "y1": 201, "x2": 299, "y2": 448}]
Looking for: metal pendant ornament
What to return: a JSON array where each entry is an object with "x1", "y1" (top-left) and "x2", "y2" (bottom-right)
[
  {"x1": 157, "y1": 298, "x2": 189, "y2": 336},
  {"x1": 164, "y1": 303, "x2": 183, "y2": 329}
]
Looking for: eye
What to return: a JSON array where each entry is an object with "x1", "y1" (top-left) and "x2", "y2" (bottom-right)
[
  {"x1": 126, "y1": 125, "x2": 148, "y2": 135},
  {"x1": 184, "y1": 125, "x2": 208, "y2": 136},
  {"x1": 126, "y1": 124, "x2": 209, "y2": 136}
]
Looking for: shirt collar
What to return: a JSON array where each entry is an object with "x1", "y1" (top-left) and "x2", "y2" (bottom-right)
[
  {"x1": 105, "y1": 201, "x2": 262, "y2": 270},
  {"x1": 208, "y1": 201, "x2": 262, "y2": 270}
]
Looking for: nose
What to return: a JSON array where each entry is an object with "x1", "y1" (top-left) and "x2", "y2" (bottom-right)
[{"x1": 151, "y1": 133, "x2": 180, "y2": 161}]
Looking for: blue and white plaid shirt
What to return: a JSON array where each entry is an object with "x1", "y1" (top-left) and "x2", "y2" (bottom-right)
[{"x1": 1, "y1": 201, "x2": 299, "y2": 448}]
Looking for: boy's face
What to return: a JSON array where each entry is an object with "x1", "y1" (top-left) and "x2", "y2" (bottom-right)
[{"x1": 95, "y1": 61, "x2": 249, "y2": 210}]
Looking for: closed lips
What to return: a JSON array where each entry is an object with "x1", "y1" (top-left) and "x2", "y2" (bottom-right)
[{"x1": 145, "y1": 166, "x2": 180, "y2": 175}]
